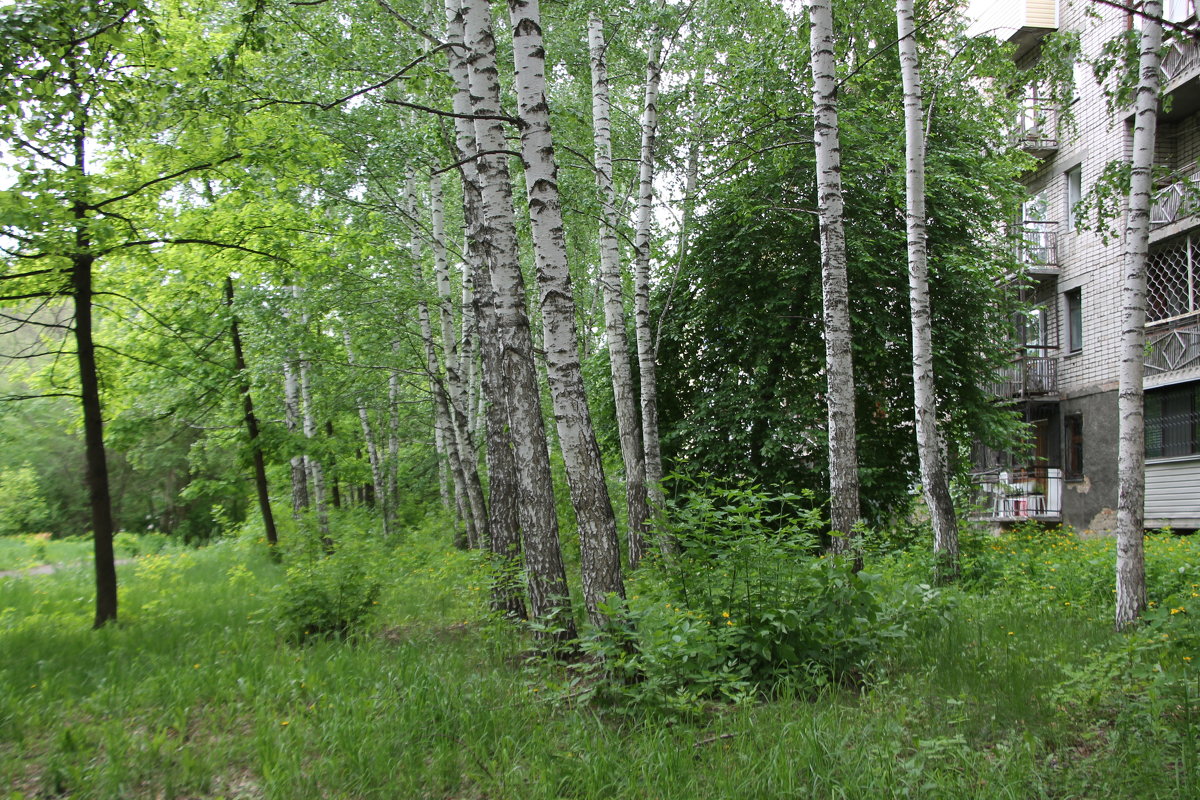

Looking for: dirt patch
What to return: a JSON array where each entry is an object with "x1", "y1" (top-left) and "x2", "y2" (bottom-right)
[{"x1": 0, "y1": 558, "x2": 135, "y2": 580}]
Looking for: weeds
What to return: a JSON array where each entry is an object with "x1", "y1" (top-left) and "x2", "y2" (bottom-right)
[{"x1": 2, "y1": 513, "x2": 1200, "y2": 798}]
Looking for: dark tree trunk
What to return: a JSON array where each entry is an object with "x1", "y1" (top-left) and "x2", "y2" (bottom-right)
[
  {"x1": 74, "y1": 248, "x2": 118, "y2": 628},
  {"x1": 325, "y1": 419, "x2": 342, "y2": 509},
  {"x1": 225, "y1": 277, "x2": 278, "y2": 546}
]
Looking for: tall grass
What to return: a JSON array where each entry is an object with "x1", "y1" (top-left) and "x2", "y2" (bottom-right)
[{"x1": 1, "y1": 518, "x2": 1198, "y2": 798}]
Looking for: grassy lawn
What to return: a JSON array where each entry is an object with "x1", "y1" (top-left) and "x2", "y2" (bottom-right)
[
  {"x1": 0, "y1": 533, "x2": 177, "y2": 573},
  {"x1": 2, "y1": 522, "x2": 1199, "y2": 799}
]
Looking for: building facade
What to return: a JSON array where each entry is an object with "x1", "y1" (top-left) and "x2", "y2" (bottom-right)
[{"x1": 970, "y1": 0, "x2": 1200, "y2": 532}]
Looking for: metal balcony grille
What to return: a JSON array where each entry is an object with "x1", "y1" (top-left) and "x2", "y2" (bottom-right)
[
  {"x1": 1016, "y1": 220, "x2": 1059, "y2": 268},
  {"x1": 1013, "y1": 100, "x2": 1058, "y2": 154},
  {"x1": 1151, "y1": 167, "x2": 1200, "y2": 229},
  {"x1": 1146, "y1": 316, "x2": 1200, "y2": 375},
  {"x1": 970, "y1": 466, "x2": 1063, "y2": 522},
  {"x1": 1148, "y1": 235, "x2": 1199, "y2": 323},
  {"x1": 1162, "y1": 34, "x2": 1200, "y2": 84}
]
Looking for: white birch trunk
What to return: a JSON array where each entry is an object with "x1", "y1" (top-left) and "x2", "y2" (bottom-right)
[
  {"x1": 282, "y1": 358, "x2": 309, "y2": 515},
  {"x1": 807, "y1": 0, "x2": 861, "y2": 558},
  {"x1": 446, "y1": 1, "x2": 525, "y2": 617},
  {"x1": 342, "y1": 328, "x2": 389, "y2": 534},
  {"x1": 427, "y1": 172, "x2": 491, "y2": 546},
  {"x1": 897, "y1": 0, "x2": 958, "y2": 578},
  {"x1": 459, "y1": 0, "x2": 574, "y2": 636},
  {"x1": 409, "y1": 175, "x2": 479, "y2": 549},
  {"x1": 509, "y1": 0, "x2": 624, "y2": 623},
  {"x1": 632, "y1": 32, "x2": 665, "y2": 510},
  {"x1": 459, "y1": 255, "x2": 481, "y2": 438},
  {"x1": 298, "y1": 347, "x2": 329, "y2": 535},
  {"x1": 589, "y1": 14, "x2": 650, "y2": 568},
  {"x1": 1116, "y1": 0, "x2": 1162, "y2": 628}
]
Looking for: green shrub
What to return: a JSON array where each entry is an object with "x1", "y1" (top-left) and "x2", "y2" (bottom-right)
[
  {"x1": 574, "y1": 481, "x2": 899, "y2": 714},
  {"x1": 274, "y1": 521, "x2": 383, "y2": 644},
  {"x1": 0, "y1": 464, "x2": 50, "y2": 536}
]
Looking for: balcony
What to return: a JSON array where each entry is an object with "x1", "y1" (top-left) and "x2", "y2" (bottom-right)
[
  {"x1": 1015, "y1": 220, "x2": 1060, "y2": 277},
  {"x1": 991, "y1": 347, "x2": 1059, "y2": 399},
  {"x1": 1161, "y1": 28, "x2": 1200, "y2": 120},
  {"x1": 1146, "y1": 313, "x2": 1200, "y2": 375},
  {"x1": 969, "y1": 0, "x2": 1058, "y2": 61},
  {"x1": 970, "y1": 466, "x2": 1063, "y2": 523},
  {"x1": 1151, "y1": 165, "x2": 1200, "y2": 229},
  {"x1": 1012, "y1": 100, "x2": 1058, "y2": 158},
  {"x1": 1163, "y1": 35, "x2": 1200, "y2": 87}
]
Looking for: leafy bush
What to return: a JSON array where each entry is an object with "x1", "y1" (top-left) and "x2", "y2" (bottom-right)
[
  {"x1": 575, "y1": 481, "x2": 899, "y2": 713},
  {"x1": 113, "y1": 531, "x2": 172, "y2": 557},
  {"x1": 274, "y1": 521, "x2": 383, "y2": 644},
  {"x1": 0, "y1": 464, "x2": 50, "y2": 536}
]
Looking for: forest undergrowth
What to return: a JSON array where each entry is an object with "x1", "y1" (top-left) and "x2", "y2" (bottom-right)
[{"x1": 2, "y1": 509, "x2": 1200, "y2": 799}]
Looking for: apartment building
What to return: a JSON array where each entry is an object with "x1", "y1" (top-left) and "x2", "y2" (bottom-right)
[{"x1": 970, "y1": 0, "x2": 1200, "y2": 532}]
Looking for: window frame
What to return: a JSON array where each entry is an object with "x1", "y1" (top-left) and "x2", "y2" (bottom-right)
[
  {"x1": 1146, "y1": 382, "x2": 1200, "y2": 460},
  {"x1": 1065, "y1": 287, "x2": 1083, "y2": 353},
  {"x1": 1064, "y1": 413, "x2": 1084, "y2": 480},
  {"x1": 1066, "y1": 165, "x2": 1082, "y2": 232}
]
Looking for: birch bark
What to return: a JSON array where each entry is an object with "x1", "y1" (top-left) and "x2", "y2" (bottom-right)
[
  {"x1": 589, "y1": 14, "x2": 650, "y2": 567},
  {"x1": 1116, "y1": 0, "x2": 1162, "y2": 628},
  {"x1": 298, "y1": 345, "x2": 329, "y2": 535},
  {"x1": 282, "y1": 358, "x2": 309, "y2": 514},
  {"x1": 342, "y1": 328, "x2": 389, "y2": 533},
  {"x1": 446, "y1": 2, "x2": 524, "y2": 616},
  {"x1": 459, "y1": 0, "x2": 574, "y2": 635},
  {"x1": 431, "y1": 172, "x2": 491, "y2": 547},
  {"x1": 807, "y1": 0, "x2": 862, "y2": 559},
  {"x1": 633, "y1": 32, "x2": 665, "y2": 510},
  {"x1": 410, "y1": 179, "x2": 479, "y2": 548},
  {"x1": 509, "y1": 0, "x2": 625, "y2": 623},
  {"x1": 896, "y1": 0, "x2": 958, "y2": 579}
]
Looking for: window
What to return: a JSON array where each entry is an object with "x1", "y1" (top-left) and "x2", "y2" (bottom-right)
[
  {"x1": 1147, "y1": 234, "x2": 1200, "y2": 323},
  {"x1": 1064, "y1": 414, "x2": 1084, "y2": 479},
  {"x1": 1019, "y1": 190, "x2": 1055, "y2": 266},
  {"x1": 1014, "y1": 305, "x2": 1048, "y2": 353},
  {"x1": 1146, "y1": 382, "x2": 1200, "y2": 459},
  {"x1": 1066, "y1": 288, "x2": 1083, "y2": 353},
  {"x1": 1066, "y1": 165, "x2": 1082, "y2": 231},
  {"x1": 1165, "y1": 0, "x2": 1197, "y2": 23}
]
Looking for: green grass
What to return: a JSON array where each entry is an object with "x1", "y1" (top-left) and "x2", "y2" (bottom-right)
[
  {"x1": 0, "y1": 532, "x2": 177, "y2": 572},
  {"x1": 2, "y1": 521, "x2": 1199, "y2": 799}
]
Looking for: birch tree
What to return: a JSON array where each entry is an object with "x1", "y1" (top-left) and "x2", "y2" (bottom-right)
[
  {"x1": 508, "y1": 0, "x2": 625, "y2": 623},
  {"x1": 807, "y1": 0, "x2": 862, "y2": 559},
  {"x1": 430, "y1": 172, "x2": 490, "y2": 547},
  {"x1": 896, "y1": 0, "x2": 958, "y2": 578},
  {"x1": 282, "y1": 358, "x2": 310, "y2": 514},
  {"x1": 633, "y1": 31, "x2": 666, "y2": 511},
  {"x1": 459, "y1": 0, "x2": 576, "y2": 637},
  {"x1": 1116, "y1": 0, "x2": 1164, "y2": 628},
  {"x1": 342, "y1": 328, "x2": 389, "y2": 533},
  {"x1": 444, "y1": 0, "x2": 525, "y2": 619},
  {"x1": 589, "y1": 15, "x2": 651, "y2": 567}
]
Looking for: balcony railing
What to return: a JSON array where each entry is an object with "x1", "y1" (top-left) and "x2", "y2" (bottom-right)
[
  {"x1": 1146, "y1": 313, "x2": 1200, "y2": 374},
  {"x1": 1151, "y1": 165, "x2": 1200, "y2": 229},
  {"x1": 990, "y1": 347, "x2": 1059, "y2": 399},
  {"x1": 1015, "y1": 220, "x2": 1059, "y2": 272},
  {"x1": 1012, "y1": 101, "x2": 1058, "y2": 155},
  {"x1": 970, "y1": 466, "x2": 1063, "y2": 522},
  {"x1": 1162, "y1": 35, "x2": 1200, "y2": 85}
]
